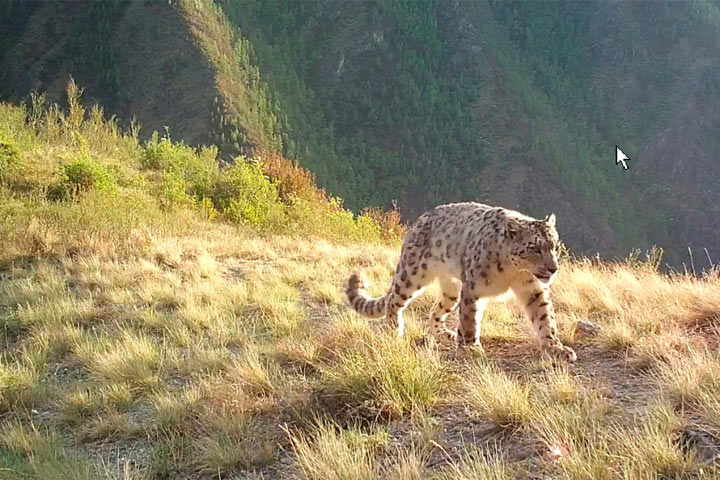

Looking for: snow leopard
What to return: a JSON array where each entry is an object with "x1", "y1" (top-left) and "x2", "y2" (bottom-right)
[{"x1": 346, "y1": 202, "x2": 576, "y2": 362}]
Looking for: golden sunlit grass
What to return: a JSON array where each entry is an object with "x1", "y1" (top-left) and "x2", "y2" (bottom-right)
[
  {"x1": 290, "y1": 421, "x2": 379, "y2": 480},
  {"x1": 2, "y1": 219, "x2": 720, "y2": 478},
  {"x1": 2, "y1": 106, "x2": 720, "y2": 478},
  {"x1": 72, "y1": 331, "x2": 162, "y2": 389},
  {"x1": 193, "y1": 414, "x2": 276, "y2": 475},
  {"x1": 229, "y1": 345, "x2": 286, "y2": 396},
  {"x1": 466, "y1": 360, "x2": 534, "y2": 428},
  {"x1": 151, "y1": 388, "x2": 201, "y2": 432},
  {"x1": 433, "y1": 447, "x2": 513, "y2": 480},
  {"x1": 316, "y1": 328, "x2": 451, "y2": 419},
  {"x1": 0, "y1": 353, "x2": 50, "y2": 415},
  {"x1": 0, "y1": 421, "x2": 98, "y2": 480},
  {"x1": 655, "y1": 348, "x2": 720, "y2": 432},
  {"x1": 543, "y1": 404, "x2": 698, "y2": 480},
  {"x1": 78, "y1": 411, "x2": 144, "y2": 442}
]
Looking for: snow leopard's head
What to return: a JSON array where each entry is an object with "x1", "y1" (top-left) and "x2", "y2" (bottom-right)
[{"x1": 506, "y1": 214, "x2": 560, "y2": 284}]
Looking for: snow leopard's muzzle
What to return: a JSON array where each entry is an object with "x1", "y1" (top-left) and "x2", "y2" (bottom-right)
[{"x1": 535, "y1": 266, "x2": 557, "y2": 284}]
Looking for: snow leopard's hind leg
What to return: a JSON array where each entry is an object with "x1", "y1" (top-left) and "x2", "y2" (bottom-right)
[
  {"x1": 384, "y1": 240, "x2": 436, "y2": 337},
  {"x1": 428, "y1": 276, "x2": 461, "y2": 341}
]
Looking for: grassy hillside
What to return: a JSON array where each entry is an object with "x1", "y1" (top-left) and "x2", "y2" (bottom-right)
[
  {"x1": 2, "y1": 0, "x2": 719, "y2": 269},
  {"x1": 2, "y1": 92, "x2": 720, "y2": 479},
  {"x1": 221, "y1": 0, "x2": 720, "y2": 268}
]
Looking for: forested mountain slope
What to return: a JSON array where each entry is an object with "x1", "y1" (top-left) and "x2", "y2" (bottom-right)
[{"x1": 2, "y1": 0, "x2": 719, "y2": 269}]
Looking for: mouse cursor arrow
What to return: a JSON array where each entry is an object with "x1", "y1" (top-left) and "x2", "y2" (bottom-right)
[{"x1": 615, "y1": 146, "x2": 629, "y2": 170}]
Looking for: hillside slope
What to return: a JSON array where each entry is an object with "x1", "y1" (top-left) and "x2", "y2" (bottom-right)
[
  {"x1": 0, "y1": 0, "x2": 220, "y2": 145},
  {"x1": 1, "y1": 95, "x2": 720, "y2": 479},
  {"x1": 2, "y1": 0, "x2": 719, "y2": 268},
  {"x1": 225, "y1": 0, "x2": 720, "y2": 267}
]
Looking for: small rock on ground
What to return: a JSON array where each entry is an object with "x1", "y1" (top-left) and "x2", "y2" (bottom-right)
[{"x1": 574, "y1": 320, "x2": 600, "y2": 337}]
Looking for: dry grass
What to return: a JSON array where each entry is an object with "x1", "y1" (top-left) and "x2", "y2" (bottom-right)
[
  {"x1": 433, "y1": 447, "x2": 513, "y2": 480},
  {"x1": 290, "y1": 421, "x2": 379, "y2": 480},
  {"x1": 2, "y1": 224, "x2": 720, "y2": 479},
  {"x1": 2, "y1": 142, "x2": 720, "y2": 478},
  {"x1": 193, "y1": 424, "x2": 276, "y2": 474},
  {"x1": 465, "y1": 360, "x2": 534, "y2": 428},
  {"x1": 316, "y1": 328, "x2": 451, "y2": 419},
  {"x1": 0, "y1": 421, "x2": 98, "y2": 480}
]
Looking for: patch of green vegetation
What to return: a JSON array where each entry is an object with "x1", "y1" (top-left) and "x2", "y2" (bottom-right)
[
  {"x1": 0, "y1": 136, "x2": 20, "y2": 181},
  {"x1": 177, "y1": 0, "x2": 283, "y2": 156},
  {"x1": 219, "y1": 0, "x2": 486, "y2": 211},
  {"x1": 0, "y1": 422, "x2": 98, "y2": 480},
  {"x1": 204, "y1": 0, "x2": 720, "y2": 265},
  {"x1": 50, "y1": 155, "x2": 117, "y2": 200},
  {"x1": 0, "y1": 81, "x2": 398, "y2": 255},
  {"x1": 65, "y1": 0, "x2": 129, "y2": 108},
  {"x1": 4, "y1": 0, "x2": 719, "y2": 265}
]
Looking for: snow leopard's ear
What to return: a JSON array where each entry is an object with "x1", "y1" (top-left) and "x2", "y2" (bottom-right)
[
  {"x1": 544, "y1": 213, "x2": 556, "y2": 228},
  {"x1": 506, "y1": 218, "x2": 521, "y2": 239}
]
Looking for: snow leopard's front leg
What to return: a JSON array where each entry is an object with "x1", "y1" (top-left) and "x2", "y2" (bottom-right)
[
  {"x1": 456, "y1": 280, "x2": 487, "y2": 347},
  {"x1": 512, "y1": 278, "x2": 576, "y2": 362}
]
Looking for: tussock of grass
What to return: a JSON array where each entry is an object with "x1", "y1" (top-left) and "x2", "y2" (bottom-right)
[
  {"x1": 655, "y1": 349, "x2": 720, "y2": 420},
  {"x1": 275, "y1": 336, "x2": 321, "y2": 373},
  {"x1": 59, "y1": 388, "x2": 99, "y2": 426},
  {"x1": 0, "y1": 355, "x2": 50, "y2": 414},
  {"x1": 317, "y1": 331, "x2": 450, "y2": 419},
  {"x1": 148, "y1": 432, "x2": 194, "y2": 478},
  {"x1": 316, "y1": 313, "x2": 378, "y2": 360},
  {"x1": 78, "y1": 411, "x2": 144, "y2": 442},
  {"x1": 384, "y1": 449, "x2": 427, "y2": 480},
  {"x1": 193, "y1": 416, "x2": 276, "y2": 474},
  {"x1": 166, "y1": 343, "x2": 231, "y2": 375},
  {"x1": 289, "y1": 421, "x2": 378, "y2": 480},
  {"x1": 100, "y1": 382, "x2": 135, "y2": 412},
  {"x1": 260, "y1": 301, "x2": 305, "y2": 338},
  {"x1": 73, "y1": 331, "x2": 161, "y2": 389},
  {"x1": 628, "y1": 331, "x2": 693, "y2": 371},
  {"x1": 598, "y1": 319, "x2": 638, "y2": 351},
  {"x1": 612, "y1": 406, "x2": 692, "y2": 479},
  {"x1": 151, "y1": 388, "x2": 201, "y2": 432},
  {"x1": 229, "y1": 346, "x2": 285, "y2": 396},
  {"x1": 308, "y1": 280, "x2": 342, "y2": 305},
  {"x1": 547, "y1": 405, "x2": 697, "y2": 480},
  {"x1": 466, "y1": 360, "x2": 533, "y2": 428},
  {"x1": 434, "y1": 447, "x2": 513, "y2": 480},
  {"x1": 533, "y1": 392, "x2": 610, "y2": 463},
  {"x1": 0, "y1": 421, "x2": 98, "y2": 480}
]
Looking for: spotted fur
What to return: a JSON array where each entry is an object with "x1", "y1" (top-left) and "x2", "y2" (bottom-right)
[{"x1": 346, "y1": 202, "x2": 576, "y2": 362}]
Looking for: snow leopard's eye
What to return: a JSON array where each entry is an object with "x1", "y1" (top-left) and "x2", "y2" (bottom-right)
[{"x1": 530, "y1": 245, "x2": 541, "y2": 254}]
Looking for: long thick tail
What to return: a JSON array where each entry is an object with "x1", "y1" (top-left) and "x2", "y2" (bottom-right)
[{"x1": 346, "y1": 273, "x2": 390, "y2": 318}]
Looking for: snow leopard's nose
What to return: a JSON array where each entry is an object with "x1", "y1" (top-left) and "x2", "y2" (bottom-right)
[{"x1": 548, "y1": 266, "x2": 557, "y2": 274}]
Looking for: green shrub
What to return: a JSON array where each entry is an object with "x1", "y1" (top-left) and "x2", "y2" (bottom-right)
[
  {"x1": 213, "y1": 159, "x2": 285, "y2": 228},
  {"x1": 286, "y1": 196, "x2": 388, "y2": 243},
  {"x1": 0, "y1": 87, "x2": 395, "y2": 245},
  {"x1": 144, "y1": 132, "x2": 217, "y2": 205},
  {"x1": 200, "y1": 196, "x2": 218, "y2": 220},
  {"x1": 0, "y1": 137, "x2": 21, "y2": 182},
  {"x1": 161, "y1": 169, "x2": 194, "y2": 207},
  {"x1": 50, "y1": 156, "x2": 116, "y2": 200},
  {"x1": 142, "y1": 132, "x2": 179, "y2": 170}
]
